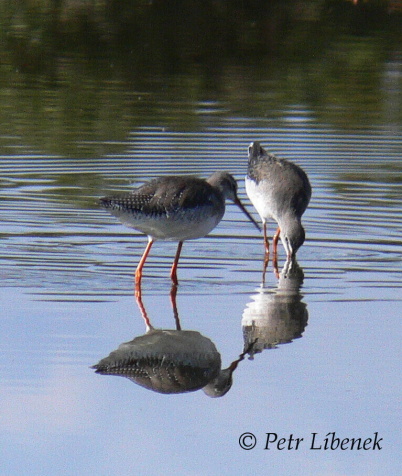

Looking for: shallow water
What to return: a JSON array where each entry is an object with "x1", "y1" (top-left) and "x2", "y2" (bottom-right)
[
  {"x1": 1, "y1": 12, "x2": 401, "y2": 476},
  {"x1": 2, "y1": 122, "x2": 401, "y2": 475}
]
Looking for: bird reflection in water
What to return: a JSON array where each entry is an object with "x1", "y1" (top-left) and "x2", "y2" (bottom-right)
[
  {"x1": 92, "y1": 286, "x2": 253, "y2": 397},
  {"x1": 242, "y1": 259, "x2": 308, "y2": 359}
]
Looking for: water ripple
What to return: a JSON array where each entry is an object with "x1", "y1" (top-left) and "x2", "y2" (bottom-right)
[{"x1": 1, "y1": 126, "x2": 401, "y2": 301}]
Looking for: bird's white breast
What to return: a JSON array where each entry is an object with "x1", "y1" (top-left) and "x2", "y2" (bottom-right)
[{"x1": 245, "y1": 176, "x2": 278, "y2": 223}]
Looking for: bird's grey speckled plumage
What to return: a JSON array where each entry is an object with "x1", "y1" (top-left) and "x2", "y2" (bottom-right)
[
  {"x1": 245, "y1": 141, "x2": 311, "y2": 258},
  {"x1": 101, "y1": 171, "x2": 259, "y2": 285}
]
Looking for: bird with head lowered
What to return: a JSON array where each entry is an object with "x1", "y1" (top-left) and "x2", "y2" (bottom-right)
[{"x1": 245, "y1": 141, "x2": 311, "y2": 259}]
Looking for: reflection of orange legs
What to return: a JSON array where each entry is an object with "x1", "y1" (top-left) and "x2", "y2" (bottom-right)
[
  {"x1": 273, "y1": 227, "x2": 280, "y2": 256},
  {"x1": 170, "y1": 241, "x2": 183, "y2": 286},
  {"x1": 135, "y1": 282, "x2": 181, "y2": 331},
  {"x1": 135, "y1": 281, "x2": 182, "y2": 332},
  {"x1": 135, "y1": 238, "x2": 154, "y2": 287},
  {"x1": 262, "y1": 253, "x2": 269, "y2": 284},
  {"x1": 263, "y1": 222, "x2": 269, "y2": 254},
  {"x1": 272, "y1": 253, "x2": 279, "y2": 279},
  {"x1": 170, "y1": 284, "x2": 181, "y2": 330},
  {"x1": 135, "y1": 283, "x2": 153, "y2": 331}
]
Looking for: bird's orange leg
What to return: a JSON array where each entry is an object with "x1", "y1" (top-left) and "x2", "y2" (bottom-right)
[
  {"x1": 135, "y1": 239, "x2": 154, "y2": 288},
  {"x1": 170, "y1": 241, "x2": 183, "y2": 286},
  {"x1": 273, "y1": 227, "x2": 281, "y2": 256}
]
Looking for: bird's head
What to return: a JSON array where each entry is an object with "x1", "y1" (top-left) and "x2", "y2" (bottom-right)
[
  {"x1": 280, "y1": 219, "x2": 306, "y2": 258},
  {"x1": 208, "y1": 172, "x2": 260, "y2": 231}
]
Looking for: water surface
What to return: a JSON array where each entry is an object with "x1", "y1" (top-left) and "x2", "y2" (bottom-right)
[{"x1": 0, "y1": 8, "x2": 401, "y2": 475}]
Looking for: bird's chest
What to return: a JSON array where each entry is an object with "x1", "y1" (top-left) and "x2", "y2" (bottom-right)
[{"x1": 245, "y1": 176, "x2": 280, "y2": 221}]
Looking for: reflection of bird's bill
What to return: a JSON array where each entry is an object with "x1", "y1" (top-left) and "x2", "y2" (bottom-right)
[
  {"x1": 234, "y1": 198, "x2": 261, "y2": 231},
  {"x1": 282, "y1": 257, "x2": 293, "y2": 275},
  {"x1": 203, "y1": 339, "x2": 257, "y2": 398},
  {"x1": 279, "y1": 258, "x2": 305, "y2": 284}
]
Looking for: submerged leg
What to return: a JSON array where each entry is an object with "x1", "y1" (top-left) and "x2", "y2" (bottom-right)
[
  {"x1": 170, "y1": 241, "x2": 183, "y2": 286},
  {"x1": 135, "y1": 238, "x2": 154, "y2": 286}
]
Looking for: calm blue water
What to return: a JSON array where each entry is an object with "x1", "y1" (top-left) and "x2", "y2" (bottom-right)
[
  {"x1": 1, "y1": 121, "x2": 401, "y2": 476},
  {"x1": 1, "y1": 32, "x2": 401, "y2": 476}
]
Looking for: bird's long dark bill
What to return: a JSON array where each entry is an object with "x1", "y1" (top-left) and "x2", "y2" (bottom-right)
[{"x1": 234, "y1": 198, "x2": 261, "y2": 231}]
